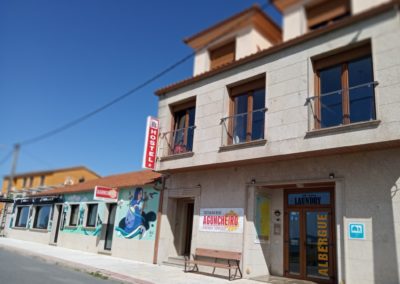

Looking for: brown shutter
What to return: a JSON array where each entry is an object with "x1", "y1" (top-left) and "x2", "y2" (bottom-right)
[
  {"x1": 210, "y1": 41, "x2": 235, "y2": 70},
  {"x1": 307, "y1": 0, "x2": 350, "y2": 29}
]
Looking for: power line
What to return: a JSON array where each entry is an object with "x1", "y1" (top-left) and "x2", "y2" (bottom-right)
[
  {"x1": 19, "y1": 2, "x2": 273, "y2": 147},
  {"x1": 22, "y1": 148, "x2": 55, "y2": 169},
  {"x1": 20, "y1": 52, "x2": 195, "y2": 146},
  {"x1": 0, "y1": 151, "x2": 13, "y2": 167}
]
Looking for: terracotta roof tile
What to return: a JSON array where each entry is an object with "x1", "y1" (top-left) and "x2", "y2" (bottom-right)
[{"x1": 32, "y1": 170, "x2": 161, "y2": 196}]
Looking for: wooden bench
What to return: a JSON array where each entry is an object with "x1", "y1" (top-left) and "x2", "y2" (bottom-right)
[{"x1": 184, "y1": 248, "x2": 242, "y2": 281}]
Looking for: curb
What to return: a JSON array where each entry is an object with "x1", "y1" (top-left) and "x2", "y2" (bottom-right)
[{"x1": 0, "y1": 244, "x2": 153, "y2": 284}]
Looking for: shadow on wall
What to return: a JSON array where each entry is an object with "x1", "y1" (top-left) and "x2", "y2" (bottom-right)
[{"x1": 347, "y1": 151, "x2": 400, "y2": 284}]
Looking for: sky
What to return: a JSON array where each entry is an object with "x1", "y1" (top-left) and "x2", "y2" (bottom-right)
[{"x1": 0, "y1": 0, "x2": 281, "y2": 180}]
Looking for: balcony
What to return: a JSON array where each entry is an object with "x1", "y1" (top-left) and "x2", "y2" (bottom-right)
[
  {"x1": 220, "y1": 108, "x2": 267, "y2": 148},
  {"x1": 307, "y1": 81, "x2": 378, "y2": 131},
  {"x1": 159, "y1": 126, "x2": 196, "y2": 159}
]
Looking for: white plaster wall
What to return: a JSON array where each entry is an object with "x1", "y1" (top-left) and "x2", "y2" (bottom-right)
[
  {"x1": 57, "y1": 232, "x2": 98, "y2": 252},
  {"x1": 6, "y1": 228, "x2": 51, "y2": 244},
  {"x1": 236, "y1": 27, "x2": 272, "y2": 60},
  {"x1": 352, "y1": 0, "x2": 391, "y2": 14},
  {"x1": 283, "y1": 2, "x2": 307, "y2": 41},
  {"x1": 160, "y1": 148, "x2": 400, "y2": 283},
  {"x1": 157, "y1": 10, "x2": 400, "y2": 172},
  {"x1": 193, "y1": 48, "x2": 209, "y2": 76},
  {"x1": 111, "y1": 238, "x2": 155, "y2": 263}
]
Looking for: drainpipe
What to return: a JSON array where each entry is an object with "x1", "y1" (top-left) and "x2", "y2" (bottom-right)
[{"x1": 152, "y1": 174, "x2": 169, "y2": 264}]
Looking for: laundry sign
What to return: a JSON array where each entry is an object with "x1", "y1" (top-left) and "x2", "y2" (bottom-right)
[{"x1": 199, "y1": 208, "x2": 244, "y2": 234}]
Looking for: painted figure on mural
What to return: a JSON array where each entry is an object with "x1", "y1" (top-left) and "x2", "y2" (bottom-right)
[{"x1": 116, "y1": 187, "x2": 157, "y2": 239}]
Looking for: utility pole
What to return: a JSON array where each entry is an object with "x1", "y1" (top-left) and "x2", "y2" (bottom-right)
[
  {"x1": 0, "y1": 143, "x2": 20, "y2": 236},
  {"x1": 6, "y1": 144, "x2": 20, "y2": 197}
]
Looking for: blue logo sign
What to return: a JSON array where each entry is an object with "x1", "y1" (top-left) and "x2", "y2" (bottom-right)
[{"x1": 349, "y1": 223, "x2": 365, "y2": 240}]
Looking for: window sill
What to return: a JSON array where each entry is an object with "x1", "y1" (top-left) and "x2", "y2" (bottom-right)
[
  {"x1": 29, "y1": 228, "x2": 49, "y2": 233},
  {"x1": 64, "y1": 225, "x2": 78, "y2": 229},
  {"x1": 159, "y1": 151, "x2": 194, "y2": 161},
  {"x1": 219, "y1": 139, "x2": 267, "y2": 152},
  {"x1": 12, "y1": 226, "x2": 28, "y2": 231},
  {"x1": 82, "y1": 226, "x2": 97, "y2": 231},
  {"x1": 305, "y1": 120, "x2": 381, "y2": 138}
]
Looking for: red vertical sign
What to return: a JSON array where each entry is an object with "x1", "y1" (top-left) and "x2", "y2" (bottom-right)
[{"x1": 142, "y1": 116, "x2": 159, "y2": 169}]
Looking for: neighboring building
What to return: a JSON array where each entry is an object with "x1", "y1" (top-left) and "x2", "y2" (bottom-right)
[
  {"x1": 155, "y1": 1, "x2": 400, "y2": 284},
  {"x1": 1, "y1": 166, "x2": 101, "y2": 198},
  {"x1": 5, "y1": 170, "x2": 161, "y2": 264}
]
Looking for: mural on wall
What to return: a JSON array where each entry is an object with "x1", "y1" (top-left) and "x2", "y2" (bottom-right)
[
  {"x1": 61, "y1": 192, "x2": 104, "y2": 237},
  {"x1": 115, "y1": 187, "x2": 159, "y2": 240}
]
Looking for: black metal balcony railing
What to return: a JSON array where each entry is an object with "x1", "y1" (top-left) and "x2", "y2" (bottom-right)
[
  {"x1": 306, "y1": 81, "x2": 378, "y2": 128},
  {"x1": 160, "y1": 126, "x2": 196, "y2": 157},
  {"x1": 220, "y1": 108, "x2": 267, "y2": 147}
]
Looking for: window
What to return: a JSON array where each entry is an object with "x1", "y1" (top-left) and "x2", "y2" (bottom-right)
[
  {"x1": 170, "y1": 101, "x2": 196, "y2": 155},
  {"x1": 15, "y1": 206, "x2": 30, "y2": 228},
  {"x1": 227, "y1": 77, "x2": 266, "y2": 144},
  {"x1": 210, "y1": 41, "x2": 235, "y2": 70},
  {"x1": 314, "y1": 43, "x2": 376, "y2": 129},
  {"x1": 86, "y1": 204, "x2": 98, "y2": 227},
  {"x1": 306, "y1": 0, "x2": 350, "y2": 30},
  {"x1": 22, "y1": 177, "x2": 27, "y2": 188},
  {"x1": 69, "y1": 204, "x2": 79, "y2": 226},
  {"x1": 33, "y1": 205, "x2": 51, "y2": 229},
  {"x1": 40, "y1": 175, "x2": 45, "y2": 186},
  {"x1": 28, "y1": 176, "x2": 34, "y2": 188}
]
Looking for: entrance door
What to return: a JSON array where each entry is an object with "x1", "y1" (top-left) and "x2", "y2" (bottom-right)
[
  {"x1": 183, "y1": 202, "x2": 194, "y2": 256},
  {"x1": 104, "y1": 203, "x2": 117, "y2": 251},
  {"x1": 53, "y1": 205, "x2": 63, "y2": 244},
  {"x1": 285, "y1": 189, "x2": 335, "y2": 283}
]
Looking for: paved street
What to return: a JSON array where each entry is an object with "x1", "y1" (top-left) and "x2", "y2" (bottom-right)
[{"x1": 0, "y1": 247, "x2": 119, "y2": 284}]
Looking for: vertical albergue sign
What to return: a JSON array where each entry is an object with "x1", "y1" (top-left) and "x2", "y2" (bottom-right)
[{"x1": 142, "y1": 116, "x2": 159, "y2": 169}]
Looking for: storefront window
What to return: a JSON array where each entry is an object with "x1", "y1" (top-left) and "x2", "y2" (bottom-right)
[
  {"x1": 86, "y1": 204, "x2": 98, "y2": 227},
  {"x1": 69, "y1": 204, "x2": 79, "y2": 226},
  {"x1": 33, "y1": 205, "x2": 51, "y2": 229},
  {"x1": 15, "y1": 206, "x2": 30, "y2": 228}
]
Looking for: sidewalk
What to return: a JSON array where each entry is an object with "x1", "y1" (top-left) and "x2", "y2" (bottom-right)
[{"x1": 0, "y1": 237, "x2": 263, "y2": 284}]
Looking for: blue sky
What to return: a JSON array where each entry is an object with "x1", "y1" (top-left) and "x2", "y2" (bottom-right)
[{"x1": 0, "y1": 0, "x2": 281, "y2": 179}]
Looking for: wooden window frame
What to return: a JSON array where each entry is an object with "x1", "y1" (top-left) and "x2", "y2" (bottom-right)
[
  {"x1": 306, "y1": 0, "x2": 351, "y2": 30},
  {"x1": 169, "y1": 99, "x2": 196, "y2": 155},
  {"x1": 228, "y1": 77, "x2": 265, "y2": 145},
  {"x1": 209, "y1": 40, "x2": 236, "y2": 70},
  {"x1": 313, "y1": 43, "x2": 374, "y2": 129}
]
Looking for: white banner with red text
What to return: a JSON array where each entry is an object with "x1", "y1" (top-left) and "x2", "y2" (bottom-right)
[{"x1": 199, "y1": 208, "x2": 244, "y2": 234}]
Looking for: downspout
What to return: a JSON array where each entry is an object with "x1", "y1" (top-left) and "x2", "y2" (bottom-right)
[{"x1": 152, "y1": 174, "x2": 168, "y2": 264}]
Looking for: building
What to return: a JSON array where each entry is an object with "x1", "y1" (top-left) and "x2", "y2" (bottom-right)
[
  {"x1": 5, "y1": 170, "x2": 162, "y2": 264},
  {"x1": 1, "y1": 166, "x2": 101, "y2": 198},
  {"x1": 154, "y1": 1, "x2": 400, "y2": 283}
]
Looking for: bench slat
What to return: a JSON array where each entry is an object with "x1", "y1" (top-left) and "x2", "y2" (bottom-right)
[
  {"x1": 187, "y1": 260, "x2": 238, "y2": 269},
  {"x1": 195, "y1": 248, "x2": 241, "y2": 260}
]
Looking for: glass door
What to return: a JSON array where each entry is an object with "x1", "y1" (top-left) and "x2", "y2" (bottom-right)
[
  {"x1": 305, "y1": 210, "x2": 332, "y2": 281},
  {"x1": 285, "y1": 189, "x2": 335, "y2": 283},
  {"x1": 288, "y1": 211, "x2": 301, "y2": 275},
  {"x1": 104, "y1": 203, "x2": 117, "y2": 250}
]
